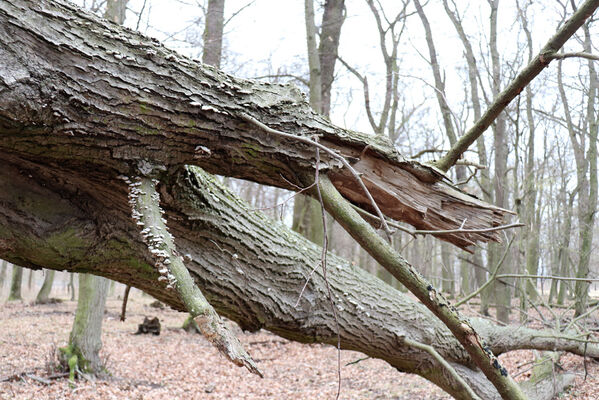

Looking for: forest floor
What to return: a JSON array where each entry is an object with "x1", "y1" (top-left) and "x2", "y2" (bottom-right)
[{"x1": 0, "y1": 296, "x2": 598, "y2": 399}]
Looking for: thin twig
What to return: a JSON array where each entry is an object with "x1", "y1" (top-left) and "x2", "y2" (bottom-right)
[
  {"x1": 547, "y1": 51, "x2": 599, "y2": 62},
  {"x1": 25, "y1": 374, "x2": 52, "y2": 385},
  {"x1": 294, "y1": 260, "x2": 322, "y2": 307},
  {"x1": 455, "y1": 159, "x2": 486, "y2": 169},
  {"x1": 455, "y1": 236, "x2": 515, "y2": 307},
  {"x1": 246, "y1": 182, "x2": 316, "y2": 213},
  {"x1": 345, "y1": 356, "x2": 370, "y2": 366},
  {"x1": 496, "y1": 274, "x2": 599, "y2": 283},
  {"x1": 435, "y1": 0, "x2": 599, "y2": 171}
]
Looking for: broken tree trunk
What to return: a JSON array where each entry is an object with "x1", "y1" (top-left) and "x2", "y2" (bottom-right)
[
  {"x1": 0, "y1": 0, "x2": 508, "y2": 251},
  {"x1": 0, "y1": 1, "x2": 596, "y2": 398}
]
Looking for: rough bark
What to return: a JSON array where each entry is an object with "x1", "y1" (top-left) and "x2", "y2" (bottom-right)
[
  {"x1": 0, "y1": 0, "x2": 509, "y2": 250},
  {"x1": 0, "y1": 1, "x2": 592, "y2": 398},
  {"x1": 0, "y1": 157, "x2": 591, "y2": 399},
  {"x1": 61, "y1": 1, "x2": 128, "y2": 379}
]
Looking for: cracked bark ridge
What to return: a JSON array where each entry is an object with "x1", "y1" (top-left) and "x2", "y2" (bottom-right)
[{"x1": 0, "y1": 0, "x2": 509, "y2": 250}]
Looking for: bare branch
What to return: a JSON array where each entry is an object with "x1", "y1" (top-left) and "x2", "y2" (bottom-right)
[
  {"x1": 547, "y1": 51, "x2": 599, "y2": 61},
  {"x1": 127, "y1": 174, "x2": 262, "y2": 377},
  {"x1": 435, "y1": 0, "x2": 599, "y2": 172}
]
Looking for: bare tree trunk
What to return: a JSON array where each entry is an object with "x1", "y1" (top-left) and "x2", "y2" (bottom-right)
[
  {"x1": 36, "y1": 269, "x2": 55, "y2": 303},
  {"x1": 0, "y1": 259, "x2": 7, "y2": 287},
  {"x1": 202, "y1": 0, "x2": 225, "y2": 68},
  {"x1": 61, "y1": 273, "x2": 110, "y2": 375},
  {"x1": 441, "y1": 242, "x2": 455, "y2": 297},
  {"x1": 517, "y1": 2, "x2": 541, "y2": 301},
  {"x1": 104, "y1": 0, "x2": 128, "y2": 25},
  {"x1": 68, "y1": 273, "x2": 76, "y2": 301},
  {"x1": 557, "y1": 192, "x2": 575, "y2": 305},
  {"x1": 574, "y1": 22, "x2": 599, "y2": 317},
  {"x1": 8, "y1": 265, "x2": 23, "y2": 301},
  {"x1": 318, "y1": 0, "x2": 344, "y2": 117},
  {"x1": 488, "y1": 0, "x2": 511, "y2": 324}
]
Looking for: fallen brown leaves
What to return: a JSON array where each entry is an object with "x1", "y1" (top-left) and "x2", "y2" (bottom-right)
[
  {"x1": 1, "y1": 297, "x2": 598, "y2": 399},
  {"x1": 0, "y1": 297, "x2": 449, "y2": 400}
]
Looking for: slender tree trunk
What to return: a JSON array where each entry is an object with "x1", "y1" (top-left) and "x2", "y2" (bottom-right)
[
  {"x1": 36, "y1": 269, "x2": 55, "y2": 303},
  {"x1": 441, "y1": 242, "x2": 455, "y2": 298},
  {"x1": 0, "y1": 260, "x2": 7, "y2": 288},
  {"x1": 488, "y1": 0, "x2": 511, "y2": 324},
  {"x1": 68, "y1": 273, "x2": 76, "y2": 301},
  {"x1": 518, "y1": 2, "x2": 541, "y2": 301},
  {"x1": 574, "y1": 22, "x2": 599, "y2": 317},
  {"x1": 8, "y1": 265, "x2": 23, "y2": 301},
  {"x1": 202, "y1": 0, "x2": 225, "y2": 68},
  {"x1": 104, "y1": 0, "x2": 128, "y2": 25},
  {"x1": 26, "y1": 268, "x2": 33, "y2": 290},
  {"x1": 318, "y1": 0, "x2": 344, "y2": 117},
  {"x1": 556, "y1": 194, "x2": 574, "y2": 305}
]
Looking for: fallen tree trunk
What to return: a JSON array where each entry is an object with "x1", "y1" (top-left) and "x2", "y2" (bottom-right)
[
  {"x1": 0, "y1": 0, "x2": 508, "y2": 250},
  {"x1": 0, "y1": 1, "x2": 596, "y2": 398},
  {"x1": 0, "y1": 159, "x2": 593, "y2": 399}
]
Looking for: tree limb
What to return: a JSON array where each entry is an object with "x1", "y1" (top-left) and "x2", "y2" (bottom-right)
[
  {"x1": 129, "y1": 173, "x2": 262, "y2": 377},
  {"x1": 315, "y1": 174, "x2": 528, "y2": 400}
]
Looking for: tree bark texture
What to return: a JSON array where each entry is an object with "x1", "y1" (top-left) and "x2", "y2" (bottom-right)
[
  {"x1": 0, "y1": 158, "x2": 593, "y2": 399},
  {"x1": 0, "y1": 0, "x2": 509, "y2": 250},
  {"x1": 0, "y1": 1, "x2": 592, "y2": 398},
  {"x1": 67, "y1": 273, "x2": 110, "y2": 374}
]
